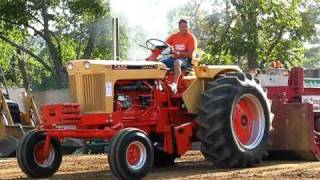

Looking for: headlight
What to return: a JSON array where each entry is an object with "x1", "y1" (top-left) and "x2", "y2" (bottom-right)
[
  {"x1": 66, "y1": 62, "x2": 74, "y2": 70},
  {"x1": 83, "y1": 61, "x2": 91, "y2": 69}
]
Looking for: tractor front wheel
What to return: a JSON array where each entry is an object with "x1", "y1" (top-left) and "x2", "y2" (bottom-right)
[
  {"x1": 108, "y1": 128, "x2": 154, "y2": 180},
  {"x1": 16, "y1": 130, "x2": 62, "y2": 178},
  {"x1": 196, "y1": 72, "x2": 271, "y2": 168}
]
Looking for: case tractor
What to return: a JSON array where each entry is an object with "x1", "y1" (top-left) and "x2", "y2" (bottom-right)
[{"x1": 16, "y1": 39, "x2": 272, "y2": 179}]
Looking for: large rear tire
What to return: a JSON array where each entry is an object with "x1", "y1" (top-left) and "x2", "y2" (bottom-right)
[
  {"x1": 16, "y1": 130, "x2": 62, "y2": 178},
  {"x1": 196, "y1": 72, "x2": 271, "y2": 168},
  {"x1": 108, "y1": 128, "x2": 154, "y2": 180}
]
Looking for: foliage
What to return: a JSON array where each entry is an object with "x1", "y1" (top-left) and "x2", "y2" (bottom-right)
[
  {"x1": 169, "y1": 0, "x2": 318, "y2": 71},
  {"x1": 0, "y1": 0, "x2": 128, "y2": 90},
  {"x1": 304, "y1": 46, "x2": 320, "y2": 68}
]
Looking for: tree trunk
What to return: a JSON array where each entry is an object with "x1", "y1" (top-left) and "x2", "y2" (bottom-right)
[
  {"x1": 17, "y1": 50, "x2": 30, "y2": 91},
  {"x1": 9, "y1": 56, "x2": 18, "y2": 83},
  {"x1": 194, "y1": 0, "x2": 204, "y2": 47},
  {"x1": 247, "y1": 47, "x2": 258, "y2": 69},
  {"x1": 245, "y1": 2, "x2": 259, "y2": 70},
  {"x1": 76, "y1": 36, "x2": 83, "y2": 59},
  {"x1": 82, "y1": 25, "x2": 97, "y2": 59},
  {"x1": 41, "y1": 4, "x2": 67, "y2": 88}
]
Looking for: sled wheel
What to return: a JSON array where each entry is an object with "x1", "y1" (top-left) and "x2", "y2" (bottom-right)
[
  {"x1": 196, "y1": 72, "x2": 271, "y2": 168},
  {"x1": 108, "y1": 128, "x2": 154, "y2": 180},
  {"x1": 16, "y1": 130, "x2": 62, "y2": 178}
]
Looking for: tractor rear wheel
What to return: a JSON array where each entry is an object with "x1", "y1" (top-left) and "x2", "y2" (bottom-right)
[
  {"x1": 108, "y1": 128, "x2": 154, "y2": 180},
  {"x1": 196, "y1": 72, "x2": 271, "y2": 168},
  {"x1": 16, "y1": 130, "x2": 62, "y2": 178}
]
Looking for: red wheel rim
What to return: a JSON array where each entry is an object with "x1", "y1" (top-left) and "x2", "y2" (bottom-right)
[
  {"x1": 232, "y1": 94, "x2": 265, "y2": 149},
  {"x1": 33, "y1": 141, "x2": 55, "y2": 168},
  {"x1": 126, "y1": 141, "x2": 147, "y2": 170},
  {"x1": 127, "y1": 144, "x2": 141, "y2": 166}
]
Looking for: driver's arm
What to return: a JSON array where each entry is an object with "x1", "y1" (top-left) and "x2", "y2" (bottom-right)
[{"x1": 173, "y1": 49, "x2": 194, "y2": 59}]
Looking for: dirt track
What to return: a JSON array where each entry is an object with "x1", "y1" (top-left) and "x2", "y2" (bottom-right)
[{"x1": 1, "y1": 150, "x2": 320, "y2": 179}]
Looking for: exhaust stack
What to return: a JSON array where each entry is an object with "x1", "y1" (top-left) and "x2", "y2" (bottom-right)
[{"x1": 112, "y1": 17, "x2": 120, "y2": 60}]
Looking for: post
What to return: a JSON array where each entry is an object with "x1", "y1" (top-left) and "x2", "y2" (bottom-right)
[{"x1": 112, "y1": 17, "x2": 120, "y2": 60}]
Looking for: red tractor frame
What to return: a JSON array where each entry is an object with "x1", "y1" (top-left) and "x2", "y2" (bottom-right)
[{"x1": 16, "y1": 39, "x2": 271, "y2": 180}]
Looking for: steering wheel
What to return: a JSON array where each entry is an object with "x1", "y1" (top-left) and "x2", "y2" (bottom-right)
[{"x1": 140, "y1": 39, "x2": 172, "y2": 55}]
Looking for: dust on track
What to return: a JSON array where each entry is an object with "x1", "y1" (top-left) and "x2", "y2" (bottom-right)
[{"x1": 1, "y1": 151, "x2": 320, "y2": 179}]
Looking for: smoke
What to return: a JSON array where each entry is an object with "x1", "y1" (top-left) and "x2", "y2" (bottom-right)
[{"x1": 110, "y1": 0, "x2": 189, "y2": 60}]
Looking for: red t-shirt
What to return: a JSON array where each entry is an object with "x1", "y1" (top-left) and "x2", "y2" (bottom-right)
[{"x1": 166, "y1": 31, "x2": 197, "y2": 52}]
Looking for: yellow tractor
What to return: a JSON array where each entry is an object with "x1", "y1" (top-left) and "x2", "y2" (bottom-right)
[{"x1": 0, "y1": 67, "x2": 39, "y2": 157}]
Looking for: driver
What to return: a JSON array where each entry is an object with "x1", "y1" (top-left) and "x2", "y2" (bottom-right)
[{"x1": 162, "y1": 19, "x2": 197, "y2": 93}]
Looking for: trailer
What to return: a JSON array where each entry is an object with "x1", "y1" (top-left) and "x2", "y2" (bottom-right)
[{"x1": 258, "y1": 67, "x2": 320, "y2": 160}]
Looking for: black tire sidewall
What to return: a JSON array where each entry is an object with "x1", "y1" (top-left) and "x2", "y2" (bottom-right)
[
  {"x1": 22, "y1": 131, "x2": 62, "y2": 177},
  {"x1": 197, "y1": 73, "x2": 271, "y2": 167},
  {"x1": 108, "y1": 128, "x2": 134, "y2": 178},
  {"x1": 17, "y1": 130, "x2": 37, "y2": 175},
  {"x1": 117, "y1": 131, "x2": 154, "y2": 180}
]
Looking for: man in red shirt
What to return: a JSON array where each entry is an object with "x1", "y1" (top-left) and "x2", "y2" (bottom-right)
[{"x1": 162, "y1": 19, "x2": 197, "y2": 93}]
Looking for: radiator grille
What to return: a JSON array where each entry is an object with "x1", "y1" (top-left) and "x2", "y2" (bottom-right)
[
  {"x1": 82, "y1": 74, "x2": 106, "y2": 112},
  {"x1": 68, "y1": 75, "x2": 77, "y2": 102}
]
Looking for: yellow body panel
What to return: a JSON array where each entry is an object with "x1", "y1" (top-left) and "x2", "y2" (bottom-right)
[
  {"x1": 182, "y1": 65, "x2": 241, "y2": 114},
  {"x1": 182, "y1": 79, "x2": 204, "y2": 114},
  {"x1": 194, "y1": 65, "x2": 241, "y2": 78},
  {"x1": 67, "y1": 60, "x2": 241, "y2": 114},
  {"x1": 67, "y1": 60, "x2": 167, "y2": 113}
]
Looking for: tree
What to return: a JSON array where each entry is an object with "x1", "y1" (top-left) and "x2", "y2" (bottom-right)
[
  {"x1": 303, "y1": 1, "x2": 320, "y2": 68},
  {"x1": 167, "y1": 0, "x2": 207, "y2": 47},
  {"x1": 0, "y1": 0, "x2": 126, "y2": 89},
  {"x1": 169, "y1": 0, "x2": 317, "y2": 71},
  {"x1": 0, "y1": 28, "x2": 31, "y2": 89},
  {"x1": 304, "y1": 46, "x2": 320, "y2": 68}
]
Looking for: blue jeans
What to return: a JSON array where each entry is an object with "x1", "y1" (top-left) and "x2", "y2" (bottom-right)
[{"x1": 160, "y1": 57, "x2": 192, "y2": 70}]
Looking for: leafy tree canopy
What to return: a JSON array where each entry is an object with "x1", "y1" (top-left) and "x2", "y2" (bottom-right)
[
  {"x1": 0, "y1": 0, "x2": 128, "y2": 90},
  {"x1": 169, "y1": 0, "x2": 318, "y2": 71}
]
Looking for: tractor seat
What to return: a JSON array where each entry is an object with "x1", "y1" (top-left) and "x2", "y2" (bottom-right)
[
  {"x1": 6, "y1": 100, "x2": 22, "y2": 124},
  {"x1": 182, "y1": 65, "x2": 194, "y2": 72},
  {"x1": 166, "y1": 65, "x2": 194, "y2": 73}
]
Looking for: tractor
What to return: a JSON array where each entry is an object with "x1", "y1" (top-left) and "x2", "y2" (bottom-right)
[
  {"x1": 0, "y1": 66, "x2": 81, "y2": 157},
  {"x1": 0, "y1": 66, "x2": 39, "y2": 157},
  {"x1": 16, "y1": 39, "x2": 271, "y2": 179}
]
